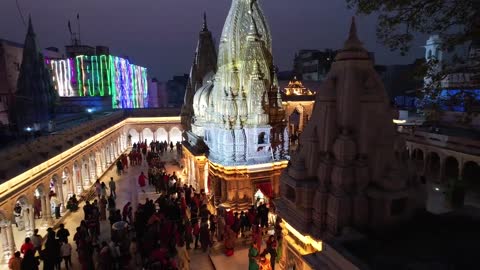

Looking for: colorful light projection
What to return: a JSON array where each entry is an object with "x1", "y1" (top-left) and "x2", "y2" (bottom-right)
[
  {"x1": 46, "y1": 59, "x2": 74, "y2": 97},
  {"x1": 47, "y1": 55, "x2": 148, "y2": 108}
]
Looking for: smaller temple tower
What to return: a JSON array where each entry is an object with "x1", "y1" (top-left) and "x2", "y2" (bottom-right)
[
  {"x1": 181, "y1": 13, "x2": 217, "y2": 131},
  {"x1": 11, "y1": 17, "x2": 57, "y2": 132},
  {"x1": 276, "y1": 18, "x2": 424, "y2": 248}
]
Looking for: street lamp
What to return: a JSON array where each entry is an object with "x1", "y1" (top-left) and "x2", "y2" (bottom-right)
[{"x1": 86, "y1": 108, "x2": 93, "y2": 119}]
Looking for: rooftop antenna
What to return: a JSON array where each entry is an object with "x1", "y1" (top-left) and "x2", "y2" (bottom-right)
[
  {"x1": 15, "y1": 0, "x2": 26, "y2": 28},
  {"x1": 77, "y1": 13, "x2": 82, "y2": 45}
]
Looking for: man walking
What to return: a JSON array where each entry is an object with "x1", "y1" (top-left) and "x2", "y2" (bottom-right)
[{"x1": 109, "y1": 177, "x2": 116, "y2": 197}]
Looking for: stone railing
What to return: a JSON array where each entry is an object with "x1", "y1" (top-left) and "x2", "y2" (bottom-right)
[
  {"x1": 0, "y1": 108, "x2": 181, "y2": 182},
  {"x1": 399, "y1": 129, "x2": 480, "y2": 156}
]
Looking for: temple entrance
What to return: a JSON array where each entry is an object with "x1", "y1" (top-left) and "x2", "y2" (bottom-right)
[
  {"x1": 254, "y1": 181, "x2": 273, "y2": 206},
  {"x1": 289, "y1": 109, "x2": 301, "y2": 149},
  {"x1": 12, "y1": 196, "x2": 33, "y2": 235},
  {"x1": 254, "y1": 189, "x2": 268, "y2": 206}
]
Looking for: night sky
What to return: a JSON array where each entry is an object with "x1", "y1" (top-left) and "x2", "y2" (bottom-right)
[{"x1": 0, "y1": 0, "x2": 426, "y2": 81}]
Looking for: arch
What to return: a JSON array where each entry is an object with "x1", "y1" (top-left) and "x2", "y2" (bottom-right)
[
  {"x1": 169, "y1": 127, "x2": 182, "y2": 144},
  {"x1": 142, "y1": 128, "x2": 154, "y2": 144},
  {"x1": 289, "y1": 107, "x2": 302, "y2": 136},
  {"x1": 14, "y1": 194, "x2": 30, "y2": 208},
  {"x1": 129, "y1": 129, "x2": 140, "y2": 144},
  {"x1": 428, "y1": 50, "x2": 432, "y2": 59},
  {"x1": 34, "y1": 184, "x2": 46, "y2": 197},
  {"x1": 412, "y1": 148, "x2": 424, "y2": 161},
  {"x1": 50, "y1": 174, "x2": 61, "y2": 193},
  {"x1": 463, "y1": 161, "x2": 480, "y2": 191},
  {"x1": 62, "y1": 167, "x2": 73, "y2": 200},
  {"x1": 258, "y1": 132, "x2": 267, "y2": 144},
  {"x1": 156, "y1": 127, "x2": 168, "y2": 142},
  {"x1": 444, "y1": 156, "x2": 459, "y2": 182},
  {"x1": 13, "y1": 194, "x2": 32, "y2": 233}
]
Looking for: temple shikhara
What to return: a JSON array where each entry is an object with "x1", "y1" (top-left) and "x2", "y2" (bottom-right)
[
  {"x1": 274, "y1": 19, "x2": 425, "y2": 269},
  {"x1": 182, "y1": 0, "x2": 288, "y2": 210}
]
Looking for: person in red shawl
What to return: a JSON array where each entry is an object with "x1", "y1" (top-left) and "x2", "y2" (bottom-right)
[
  {"x1": 138, "y1": 172, "x2": 147, "y2": 192},
  {"x1": 224, "y1": 225, "x2": 236, "y2": 256}
]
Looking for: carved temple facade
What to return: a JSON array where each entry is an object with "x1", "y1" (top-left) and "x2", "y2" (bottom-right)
[
  {"x1": 182, "y1": 0, "x2": 288, "y2": 210},
  {"x1": 274, "y1": 19, "x2": 425, "y2": 269}
]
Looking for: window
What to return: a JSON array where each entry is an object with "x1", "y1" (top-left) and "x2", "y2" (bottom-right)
[
  {"x1": 258, "y1": 132, "x2": 266, "y2": 144},
  {"x1": 390, "y1": 198, "x2": 407, "y2": 216}
]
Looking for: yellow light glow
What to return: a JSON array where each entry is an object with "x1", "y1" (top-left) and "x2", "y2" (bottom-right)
[
  {"x1": 208, "y1": 160, "x2": 288, "y2": 175},
  {"x1": 393, "y1": 119, "x2": 407, "y2": 124},
  {"x1": 0, "y1": 117, "x2": 181, "y2": 202},
  {"x1": 283, "y1": 220, "x2": 322, "y2": 254}
]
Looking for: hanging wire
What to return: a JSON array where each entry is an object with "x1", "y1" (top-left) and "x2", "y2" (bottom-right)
[{"x1": 15, "y1": 0, "x2": 26, "y2": 27}]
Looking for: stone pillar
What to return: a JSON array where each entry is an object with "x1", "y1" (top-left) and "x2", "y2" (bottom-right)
[
  {"x1": 110, "y1": 143, "x2": 116, "y2": 161},
  {"x1": 439, "y1": 157, "x2": 446, "y2": 183},
  {"x1": 40, "y1": 195, "x2": 47, "y2": 221},
  {"x1": 5, "y1": 223, "x2": 15, "y2": 261},
  {"x1": 96, "y1": 152, "x2": 102, "y2": 178},
  {"x1": 101, "y1": 150, "x2": 106, "y2": 170},
  {"x1": 1, "y1": 223, "x2": 11, "y2": 263},
  {"x1": 44, "y1": 195, "x2": 53, "y2": 225},
  {"x1": 79, "y1": 168, "x2": 85, "y2": 193},
  {"x1": 56, "y1": 182, "x2": 65, "y2": 213},
  {"x1": 458, "y1": 160, "x2": 464, "y2": 180},
  {"x1": 24, "y1": 206, "x2": 35, "y2": 237},
  {"x1": 71, "y1": 172, "x2": 78, "y2": 196},
  {"x1": 90, "y1": 158, "x2": 96, "y2": 183}
]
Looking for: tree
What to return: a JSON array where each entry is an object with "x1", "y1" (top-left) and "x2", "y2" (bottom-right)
[
  {"x1": 347, "y1": 0, "x2": 480, "y2": 119},
  {"x1": 346, "y1": 0, "x2": 478, "y2": 55}
]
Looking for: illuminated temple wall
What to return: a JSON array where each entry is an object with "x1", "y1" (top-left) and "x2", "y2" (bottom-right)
[{"x1": 46, "y1": 55, "x2": 149, "y2": 109}]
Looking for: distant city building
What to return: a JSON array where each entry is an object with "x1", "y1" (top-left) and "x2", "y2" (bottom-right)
[
  {"x1": 166, "y1": 74, "x2": 188, "y2": 108},
  {"x1": 45, "y1": 52, "x2": 149, "y2": 109},
  {"x1": 0, "y1": 39, "x2": 23, "y2": 125},
  {"x1": 157, "y1": 81, "x2": 169, "y2": 108},
  {"x1": 293, "y1": 49, "x2": 375, "y2": 81},
  {"x1": 293, "y1": 49, "x2": 336, "y2": 81},
  {"x1": 0, "y1": 39, "x2": 149, "y2": 114},
  {"x1": 148, "y1": 78, "x2": 159, "y2": 108},
  {"x1": 421, "y1": 34, "x2": 480, "y2": 114}
]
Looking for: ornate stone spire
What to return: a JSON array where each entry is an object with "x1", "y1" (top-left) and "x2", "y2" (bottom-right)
[
  {"x1": 202, "y1": 12, "x2": 208, "y2": 31},
  {"x1": 12, "y1": 16, "x2": 57, "y2": 132},
  {"x1": 182, "y1": 13, "x2": 217, "y2": 131},
  {"x1": 336, "y1": 16, "x2": 370, "y2": 61},
  {"x1": 343, "y1": 17, "x2": 364, "y2": 50}
]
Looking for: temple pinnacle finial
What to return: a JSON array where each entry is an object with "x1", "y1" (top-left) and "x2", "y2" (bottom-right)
[
  {"x1": 202, "y1": 12, "x2": 208, "y2": 31},
  {"x1": 27, "y1": 15, "x2": 35, "y2": 36},
  {"x1": 343, "y1": 16, "x2": 364, "y2": 50}
]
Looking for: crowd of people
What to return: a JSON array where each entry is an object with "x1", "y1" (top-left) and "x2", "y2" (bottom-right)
[
  {"x1": 8, "y1": 225, "x2": 72, "y2": 270},
  {"x1": 8, "y1": 141, "x2": 283, "y2": 270}
]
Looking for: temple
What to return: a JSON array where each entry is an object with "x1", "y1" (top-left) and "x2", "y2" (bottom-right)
[
  {"x1": 181, "y1": 13, "x2": 217, "y2": 132},
  {"x1": 275, "y1": 18, "x2": 425, "y2": 269},
  {"x1": 183, "y1": 0, "x2": 288, "y2": 210},
  {"x1": 11, "y1": 17, "x2": 57, "y2": 132}
]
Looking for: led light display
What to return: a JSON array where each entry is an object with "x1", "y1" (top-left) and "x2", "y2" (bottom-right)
[{"x1": 47, "y1": 55, "x2": 149, "y2": 108}]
